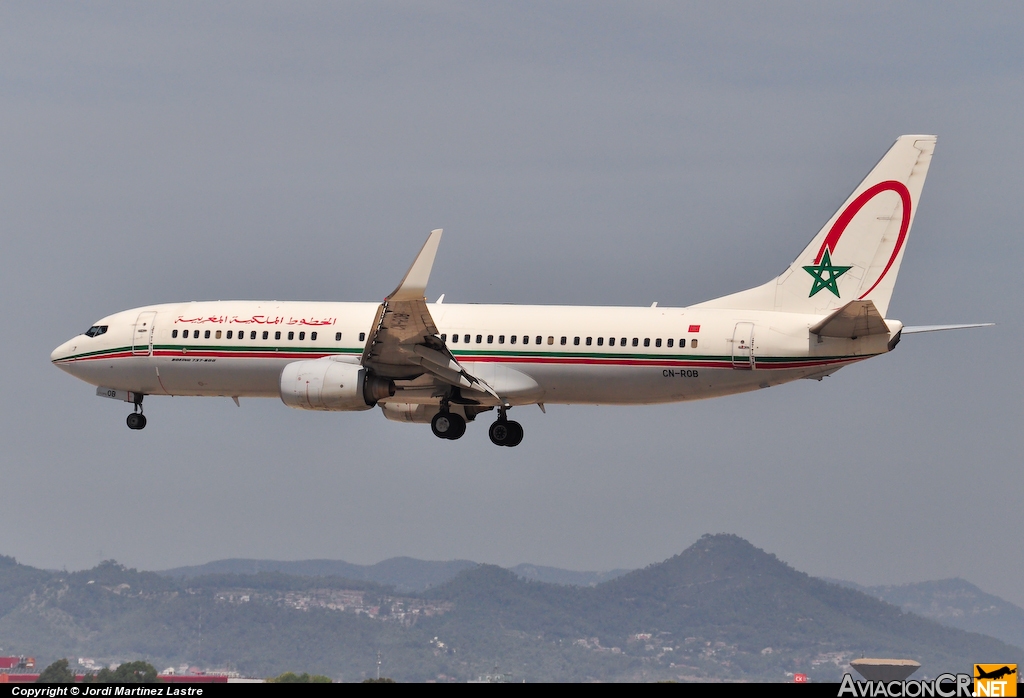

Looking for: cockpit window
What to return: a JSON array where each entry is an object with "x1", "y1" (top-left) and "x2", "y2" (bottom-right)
[{"x1": 85, "y1": 325, "x2": 108, "y2": 338}]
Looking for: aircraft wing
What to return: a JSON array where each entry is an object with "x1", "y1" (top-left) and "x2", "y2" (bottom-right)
[{"x1": 360, "y1": 230, "x2": 502, "y2": 402}]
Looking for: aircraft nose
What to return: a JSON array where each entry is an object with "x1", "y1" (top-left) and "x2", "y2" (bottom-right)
[{"x1": 51, "y1": 338, "x2": 78, "y2": 363}]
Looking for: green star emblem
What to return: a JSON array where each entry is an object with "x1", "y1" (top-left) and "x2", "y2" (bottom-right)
[{"x1": 803, "y1": 248, "x2": 852, "y2": 298}]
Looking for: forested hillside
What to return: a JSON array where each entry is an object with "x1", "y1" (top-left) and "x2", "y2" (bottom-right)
[{"x1": 1, "y1": 537, "x2": 1019, "y2": 682}]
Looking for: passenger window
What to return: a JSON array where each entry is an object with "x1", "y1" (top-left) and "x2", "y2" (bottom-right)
[
  {"x1": 560, "y1": 337, "x2": 567, "y2": 345},
  {"x1": 299, "y1": 332, "x2": 306, "y2": 340},
  {"x1": 262, "y1": 331, "x2": 268, "y2": 340},
  {"x1": 464, "y1": 334, "x2": 470, "y2": 343},
  {"x1": 643, "y1": 338, "x2": 650, "y2": 347},
  {"x1": 335, "y1": 332, "x2": 342, "y2": 341},
  {"x1": 523, "y1": 336, "x2": 529, "y2": 344},
  {"x1": 655, "y1": 338, "x2": 661, "y2": 347},
  {"x1": 691, "y1": 339, "x2": 698, "y2": 348},
  {"x1": 609, "y1": 337, "x2": 615, "y2": 346},
  {"x1": 225, "y1": 330, "x2": 232, "y2": 339},
  {"x1": 248, "y1": 331, "x2": 255, "y2": 340},
  {"x1": 573, "y1": 337, "x2": 579, "y2": 346},
  {"x1": 667, "y1": 338, "x2": 673, "y2": 348},
  {"x1": 441, "y1": 334, "x2": 447, "y2": 342},
  {"x1": 359, "y1": 332, "x2": 366, "y2": 341},
  {"x1": 204, "y1": 330, "x2": 211, "y2": 339},
  {"x1": 533, "y1": 336, "x2": 539, "y2": 345},
  {"x1": 487, "y1": 335, "x2": 493, "y2": 344},
  {"x1": 586, "y1": 337, "x2": 592, "y2": 346},
  {"x1": 632, "y1": 337, "x2": 638, "y2": 347},
  {"x1": 452, "y1": 334, "x2": 458, "y2": 343},
  {"x1": 239, "y1": 331, "x2": 245, "y2": 341},
  {"x1": 597, "y1": 337, "x2": 604, "y2": 346},
  {"x1": 547, "y1": 336, "x2": 554, "y2": 345},
  {"x1": 215, "y1": 330, "x2": 222, "y2": 339},
  {"x1": 311, "y1": 331, "x2": 317, "y2": 341},
  {"x1": 680, "y1": 338, "x2": 685, "y2": 347},
  {"x1": 288, "y1": 331, "x2": 294, "y2": 340},
  {"x1": 276, "y1": 331, "x2": 282, "y2": 340},
  {"x1": 620, "y1": 338, "x2": 627, "y2": 347},
  {"x1": 476, "y1": 334, "x2": 482, "y2": 344},
  {"x1": 510, "y1": 335, "x2": 517, "y2": 344},
  {"x1": 172, "y1": 330, "x2": 178, "y2": 339},
  {"x1": 498, "y1": 335, "x2": 505, "y2": 344}
]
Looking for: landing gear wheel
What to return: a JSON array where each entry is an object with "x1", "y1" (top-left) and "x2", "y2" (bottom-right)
[
  {"x1": 488, "y1": 420, "x2": 509, "y2": 445},
  {"x1": 446, "y1": 413, "x2": 466, "y2": 440},
  {"x1": 504, "y1": 420, "x2": 523, "y2": 447},
  {"x1": 431, "y1": 411, "x2": 466, "y2": 440},
  {"x1": 126, "y1": 413, "x2": 147, "y2": 430},
  {"x1": 489, "y1": 419, "x2": 523, "y2": 447}
]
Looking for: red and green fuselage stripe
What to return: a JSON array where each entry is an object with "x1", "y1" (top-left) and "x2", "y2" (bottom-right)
[{"x1": 54, "y1": 344, "x2": 873, "y2": 370}]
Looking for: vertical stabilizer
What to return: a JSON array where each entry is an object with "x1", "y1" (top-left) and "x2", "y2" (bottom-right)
[{"x1": 695, "y1": 135, "x2": 936, "y2": 317}]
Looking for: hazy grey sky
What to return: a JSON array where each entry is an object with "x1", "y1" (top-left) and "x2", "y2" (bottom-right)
[{"x1": 2, "y1": 3, "x2": 1022, "y2": 606}]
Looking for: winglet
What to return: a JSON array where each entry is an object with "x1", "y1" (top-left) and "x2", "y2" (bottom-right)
[{"x1": 388, "y1": 229, "x2": 443, "y2": 301}]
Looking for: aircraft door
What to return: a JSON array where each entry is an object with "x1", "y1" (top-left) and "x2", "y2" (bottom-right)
[
  {"x1": 132, "y1": 311, "x2": 157, "y2": 356},
  {"x1": 731, "y1": 322, "x2": 755, "y2": 370}
]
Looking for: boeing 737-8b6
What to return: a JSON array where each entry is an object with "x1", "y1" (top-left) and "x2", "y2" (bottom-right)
[{"x1": 51, "y1": 135, "x2": 989, "y2": 446}]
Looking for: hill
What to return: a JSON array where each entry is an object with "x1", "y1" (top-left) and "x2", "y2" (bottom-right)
[
  {"x1": 508, "y1": 563, "x2": 630, "y2": 587},
  {"x1": 1, "y1": 536, "x2": 1020, "y2": 681},
  {"x1": 421, "y1": 535, "x2": 1022, "y2": 680},
  {"x1": 834, "y1": 578, "x2": 1024, "y2": 651},
  {"x1": 159, "y1": 557, "x2": 627, "y2": 592},
  {"x1": 159, "y1": 557, "x2": 478, "y2": 593}
]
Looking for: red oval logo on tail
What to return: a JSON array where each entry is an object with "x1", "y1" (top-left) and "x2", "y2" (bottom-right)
[{"x1": 813, "y1": 180, "x2": 912, "y2": 300}]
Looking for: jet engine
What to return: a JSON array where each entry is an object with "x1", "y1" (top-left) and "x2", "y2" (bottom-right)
[
  {"x1": 379, "y1": 402, "x2": 441, "y2": 423},
  {"x1": 280, "y1": 360, "x2": 394, "y2": 411}
]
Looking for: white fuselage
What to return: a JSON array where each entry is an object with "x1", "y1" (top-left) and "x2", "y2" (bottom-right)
[
  {"x1": 48, "y1": 136, "x2": 937, "y2": 440},
  {"x1": 50, "y1": 300, "x2": 897, "y2": 408}
]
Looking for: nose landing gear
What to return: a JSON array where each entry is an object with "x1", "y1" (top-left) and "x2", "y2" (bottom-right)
[{"x1": 126, "y1": 394, "x2": 147, "y2": 430}]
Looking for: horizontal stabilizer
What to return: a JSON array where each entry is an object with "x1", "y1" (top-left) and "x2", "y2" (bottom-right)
[
  {"x1": 902, "y1": 323, "x2": 994, "y2": 334},
  {"x1": 809, "y1": 300, "x2": 889, "y2": 339}
]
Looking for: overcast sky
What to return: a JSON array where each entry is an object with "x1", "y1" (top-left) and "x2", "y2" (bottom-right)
[{"x1": 2, "y1": 3, "x2": 1022, "y2": 607}]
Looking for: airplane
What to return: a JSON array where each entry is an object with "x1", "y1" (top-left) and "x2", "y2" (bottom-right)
[
  {"x1": 975, "y1": 666, "x2": 1017, "y2": 681},
  {"x1": 51, "y1": 135, "x2": 991, "y2": 446}
]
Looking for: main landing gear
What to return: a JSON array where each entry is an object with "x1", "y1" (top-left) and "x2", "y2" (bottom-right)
[
  {"x1": 431, "y1": 409, "x2": 467, "y2": 440},
  {"x1": 488, "y1": 409, "x2": 523, "y2": 448},
  {"x1": 429, "y1": 399, "x2": 524, "y2": 446},
  {"x1": 126, "y1": 394, "x2": 147, "y2": 431}
]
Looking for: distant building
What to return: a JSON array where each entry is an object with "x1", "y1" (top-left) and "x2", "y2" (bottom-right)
[{"x1": 0, "y1": 657, "x2": 34, "y2": 672}]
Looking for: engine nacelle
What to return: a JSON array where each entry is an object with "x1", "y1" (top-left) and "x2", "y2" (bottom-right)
[
  {"x1": 280, "y1": 360, "x2": 394, "y2": 411},
  {"x1": 379, "y1": 402, "x2": 441, "y2": 423}
]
